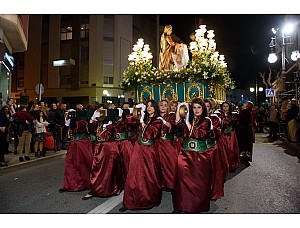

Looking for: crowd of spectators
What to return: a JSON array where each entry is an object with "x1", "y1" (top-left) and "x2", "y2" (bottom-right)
[{"x1": 253, "y1": 97, "x2": 300, "y2": 143}]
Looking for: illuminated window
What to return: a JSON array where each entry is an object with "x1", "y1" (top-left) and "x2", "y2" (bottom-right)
[
  {"x1": 104, "y1": 76, "x2": 114, "y2": 84},
  {"x1": 60, "y1": 75, "x2": 71, "y2": 85},
  {"x1": 80, "y1": 23, "x2": 89, "y2": 38},
  {"x1": 61, "y1": 27, "x2": 72, "y2": 40}
]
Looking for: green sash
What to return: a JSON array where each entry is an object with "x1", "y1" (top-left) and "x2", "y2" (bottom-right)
[
  {"x1": 224, "y1": 126, "x2": 233, "y2": 133},
  {"x1": 182, "y1": 138, "x2": 208, "y2": 152},
  {"x1": 137, "y1": 134, "x2": 154, "y2": 146},
  {"x1": 73, "y1": 133, "x2": 87, "y2": 141},
  {"x1": 160, "y1": 133, "x2": 175, "y2": 140},
  {"x1": 89, "y1": 134, "x2": 105, "y2": 143},
  {"x1": 206, "y1": 138, "x2": 216, "y2": 149},
  {"x1": 128, "y1": 131, "x2": 135, "y2": 137},
  {"x1": 115, "y1": 132, "x2": 128, "y2": 141}
]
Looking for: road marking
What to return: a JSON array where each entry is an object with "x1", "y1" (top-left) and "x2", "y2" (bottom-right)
[{"x1": 88, "y1": 192, "x2": 124, "y2": 214}]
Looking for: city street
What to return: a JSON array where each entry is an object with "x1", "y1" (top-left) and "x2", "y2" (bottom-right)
[{"x1": 0, "y1": 133, "x2": 299, "y2": 218}]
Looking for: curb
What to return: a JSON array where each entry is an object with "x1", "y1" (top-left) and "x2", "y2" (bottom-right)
[
  {"x1": 0, "y1": 150, "x2": 66, "y2": 170},
  {"x1": 280, "y1": 137, "x2": 300, "y2": 153}
]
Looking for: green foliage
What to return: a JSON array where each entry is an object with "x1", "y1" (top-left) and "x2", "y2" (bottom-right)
[{"x1": 121, "y1": 55, "x2": 236, "y2": 92}]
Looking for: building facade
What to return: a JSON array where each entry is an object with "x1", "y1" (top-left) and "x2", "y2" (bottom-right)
[
  {"x1": 0, "y1": 14, "x2": 28, "y2": 108},
  {"x1": 11, "y1": 15, "x2": 159, "y2": 107}
]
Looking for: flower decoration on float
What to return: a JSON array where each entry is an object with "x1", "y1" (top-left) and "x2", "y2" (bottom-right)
[
  {"x1": 121, "y1": 26, "x2": 235, "y2": 92},
  {"x1": 121, "y1": 38, "x2": 155, "y2": 92},
  {"x1": 188, "y1": 25, "x2": 235, "y2": 89}
]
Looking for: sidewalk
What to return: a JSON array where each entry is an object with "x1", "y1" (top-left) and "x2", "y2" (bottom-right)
[
  {"x1": 280, "y1": 136, "x2": 300, "y2": 157},
  {"x1": 263, "y1": 126, "x2": 300, "y2": 161},
  {"x1": 0, "y1": 149, "x2": 66, "y2": 170}
]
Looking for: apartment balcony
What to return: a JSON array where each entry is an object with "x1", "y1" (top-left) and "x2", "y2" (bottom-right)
[{"x1": 0, "y1": 14, "x2": 28, "y2": 52}]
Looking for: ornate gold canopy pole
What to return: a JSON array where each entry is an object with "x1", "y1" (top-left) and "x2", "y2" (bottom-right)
[
  {"x1": 151, "y1": 84, "x2": 154, "y2": 99},
  {"x1": 183, "y1": 82, "x2": 186, "y2": 102},
  {"x1": 175, "y1": 82, "x2": 178, "y2": 101},
  {"x1": 159, "y1": 84, "x2": 161, "y2": 101},
  {"x1": 136, "y1": 89, "x2": 140, "y2": 104}
]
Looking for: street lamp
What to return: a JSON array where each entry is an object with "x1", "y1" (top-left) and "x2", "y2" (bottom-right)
[
  {"x1": 118, "y1": 94, "x2": 125, "y2": 107},
  {"x1": 267, "y1": 22, "x2": 298, "y2": 98},
  {"x1": 250, "y1": 79, "x2": 263, "y2": 105},
  {"x1": 103, "y1": 89, "x2": 108, "y2": 103}
]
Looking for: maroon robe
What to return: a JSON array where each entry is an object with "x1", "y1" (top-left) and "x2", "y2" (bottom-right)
[
  {"x1": 61, "y1": 136, "x2": 94, "y2": 191},
  {"x1": 208, "y1": 114, "x2": 227, "y2": 200},
  {"x1": 236, "y1": 108, "x2": 254, "y2": 162},
  {"x1": 173, "y1": 117, "x2": 213, "y2": 213},
  {"x1": 220, "y1": 111, "x2": 240, "y2": 171},
  {"x1": 122, "y1": 117, "x2": 163, "y2": 210},
  {"x1": 115, "y1": 115, "x2": 139, "y2": 188},
  {"x1": 89, "y1": 124, "x2": 122, "y2": 197},
  {"x1": 155, "y1": 112, "x2": 178, "y2": 190},
  {"x1": 213, "y1": 110, "x2": 229, "y2": 183}
]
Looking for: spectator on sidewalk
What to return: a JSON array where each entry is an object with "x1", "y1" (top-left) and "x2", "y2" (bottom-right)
[
  {"x1": 286, "y1": 99, "x2": 299, "y2": 143},
  {"x1": 257, "y1": 106, "x2": 266, "y2": 133},
  {"x1": 33, "y1": 110, "x2": 49, "y2": 157},
  {"x1": 267, "y1": 104, "x2": 279, "y2": 142},
  {"x1": 280, "y1": 97, "x2": 289, "y2": 137},
  {"x1": 39, "y1": 101, "x2": 49, "y2": 117},
  {"x1": 29, "y1": 104, "x2": 41, "y2": 153},
  {"x1": 13, "y1": 106, "x2": 34, "y2": 162},
  {"x1": 60, "y1": 103, "x2": 69, "y2": 150},
  {"x1": 48, "y1": 103, "x2": 65, "y2": 151},
  {"x1": 0, "y1": 106, "x2": 12, "y2": 154},
  {"x1": 0, "y1": 106, "x2": 10, "y2": 167}
]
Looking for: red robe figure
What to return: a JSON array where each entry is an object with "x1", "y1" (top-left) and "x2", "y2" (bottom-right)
[
  {"x1": 155, "y1": 100, "x2": 178, "y2": 191},
  {"x1": 82, "y1": 120, "x2": 122, "y2": 200},
  {"x1": 169, "y1": 101, "x2": 183, "y2": 152},
  {"x1": 172, "y1": 98, "x2": 213, "y2": 213},
  {"x1": 115, "y1": 108, "x2": 139, "y2": 189},
  {"x1": 59, "y1": 120, "x2": 94, "y2": 192},
  {"x1": 236, "y1": 101, "x2": 255, "y2": 163},
  {"x1": 120, "y1": 100, "x2": 163, "y2": 211},
  {"x1": 220, "y1": 101, "x2": 240, "y2": 172},
  {"x1": 204, "y1": 99, "x2": 227, "y2": 200},
  {"x1": 213, "y1": 109, "x2": 229, "y2": 183}
]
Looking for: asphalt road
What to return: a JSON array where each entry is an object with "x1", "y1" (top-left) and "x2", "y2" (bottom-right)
[{"x1": 0, "y1": 133, "x2": 299, "y2": 226}]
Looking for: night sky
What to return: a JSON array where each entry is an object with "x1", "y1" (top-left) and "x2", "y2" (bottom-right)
[{"x1": 159, "y1": 14, "x2": 297, "y2": 90}]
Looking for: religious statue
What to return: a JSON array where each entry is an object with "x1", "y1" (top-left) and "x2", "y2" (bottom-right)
[{"x1": 159, "y1": 25, "x2": 189, "y2": 72}]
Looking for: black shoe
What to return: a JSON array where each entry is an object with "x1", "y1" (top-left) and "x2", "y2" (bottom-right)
[
  {"x1": 172, "y1": 209, "x2": 181, "y2": 214},
  {"x1": 0, "y1": 162, "x2": 8, "y2": 167},
  {"x1": 24, "y1": 156, "x2": 30, "y2": 161},
  {"x1": 40, "y1": 152, "x2": 46, "y2": 157},
  {"x1": 119, "y1": 207, "x2": 127, "y2": 212},
  {"x1": 82, "y1": 194, "x2": 93, "y2": 200},
  {"x1": 58, "y1": 188, "x2": 65, "y2": 193},
  {"x1": 114, "y1": 190, "x2": 122, "y2": 196},
  {"x1": 19, "y1": 157, "x2": 24, "y2": 162}
]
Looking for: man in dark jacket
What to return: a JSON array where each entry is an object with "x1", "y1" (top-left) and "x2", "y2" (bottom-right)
[
  {"x1": 13, "y1": 106, "x2": 34, "y2": 161},
  {"x1": 48, "y1": 103, "x2": 65, "y2": 151},
  {"x1": 0, "y1": 107, "x2": 10, "y2": 166},
  {"x1": 286, "y1": 99, "x2": 299, "y2": 143}
]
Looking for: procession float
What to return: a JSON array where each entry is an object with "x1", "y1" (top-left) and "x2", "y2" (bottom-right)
[{"x1": 121, "y1": 24, "x2": 236, "y2": 104}]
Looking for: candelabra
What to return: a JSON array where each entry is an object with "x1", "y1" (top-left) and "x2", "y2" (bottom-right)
[{"x1": 128, "y1": 38, "x2": 153, "y2": 64}]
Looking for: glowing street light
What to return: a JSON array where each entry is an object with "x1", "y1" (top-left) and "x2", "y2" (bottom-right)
[
  {"x1": 103, "y1": 90, "x2": 108, "y2": 103},
  {"x1": 250, "y1": 80, "x2": 264, "y2": 105}
]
